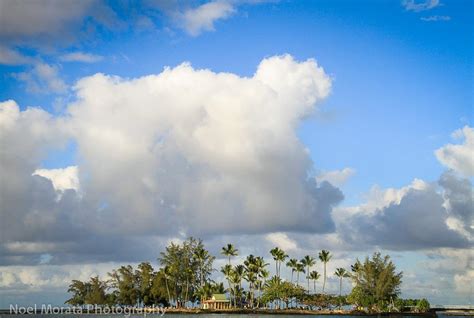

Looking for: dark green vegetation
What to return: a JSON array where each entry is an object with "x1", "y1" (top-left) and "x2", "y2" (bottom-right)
[{"x1": 67, "y1": 239, "x2": 430, "y2": 313}]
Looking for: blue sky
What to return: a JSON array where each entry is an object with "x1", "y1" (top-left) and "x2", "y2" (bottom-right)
[
  {"x1": 1, "y1": 0, "x2": 471, "y2": 196},
  {"x1": 0, "y1": 0, "x2": 472, "y2": 306}
]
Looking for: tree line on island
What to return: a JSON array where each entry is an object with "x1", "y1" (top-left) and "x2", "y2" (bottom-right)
[{"x1": 66, "y1": 237, "x2": 430, "y2": 313}]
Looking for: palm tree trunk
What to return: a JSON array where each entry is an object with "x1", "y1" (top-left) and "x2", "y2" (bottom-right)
[
  {"x1": 290, "y1": 270, "x2": 294, "y2": 284},
  {"x1": 307, "y1": 266, "x2": 310, "y2": 292},
  {"x1": 227, "y1": 279, "x2": 232, "y2": 306},
  {"x1": 323, "y1": 263, "x2": 327, "y2": 293},
  {"x1": 256, "y1": 284, "x2": 260, "y2": 308},
  {"x1": 250, "y1": 284, "x2": 254, "y2": 308},
  {"x1": 165, "y1": 277, "x2": 171, "y2": 306},
  {"x1": 339, "y1": 277, "x2": 343, "y2": 309},
  {"x1": 313, "y1": 280, "x2": 316, "y2": 293},
  {"x1": 185, "y1": 279, "x2": 189, "y2": 308}
]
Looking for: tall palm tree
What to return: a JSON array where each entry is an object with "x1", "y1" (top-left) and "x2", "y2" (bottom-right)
[
  {"x1": 286, "y1": 258, "x2": 298, "y2": 283},
  {"x1": 309, "y1": 270, "x2": 320, "y2": 294},
  {"x1": 334, "y1": 268, "x2": 350, "y2": 296},
  {"x1": 196, "y1": 282, "x2": 213, "y2": 303},
  {"x1": 269, "y1": 249, "x2": 286, "y2": 310},
  {"x1": 351, "y1": 259, "x2": 362, "y2": 282},
  {"x1": 244, "y1": 270, "x2": 257, "y2": 308},
  {"x1": 193, "y1": 246, "x2": 209, "y2": 288},
  {"x1": 270, "y1": 248, "x2": 280, "y2": 277},
  {"x1": 257, "y1": 268, "x2": 269, "y2": 308},
  {"x1": 276, "y1": 249, "x2": 288, "y2": 279},
  {"x1": 234, "y1": 264, "x2": 245, "y2": 290},
  {"x1": 334, "y1": 268, "x2": 350, "y2": 309},
  {"x1": 270, "y1": 247, "x2": 288, "y2": 279},
  {"x1": 221, "y1": 244, "x2": 238, "y2": 306},
  {"x1": 221, "y1": 244, "x2": 238, "y2": 266},
  {"x1": 221, "y1": 264, "x2": 233, "y2": 303},
  {"x1": 229, "y1": 270, "x2": 241, "y2": 308},
  {"x1": 300, "y1": 255, "x2": 316, "y2": 292},
  {"x1": 221, "y1": 264, "x2": 233, "y2": 281},
  {"x1": 295, "y1": 262, "x2": 305, "y2": 286},
  {"x1": 252, "y1": 256, "x2": 269, "y2": 308},
  {"x1": 318, "y1": 250, "x2": 332, "y2": 293},
  {"x1": 162, "y1": 266, "x2": 172, "y2": 305}
]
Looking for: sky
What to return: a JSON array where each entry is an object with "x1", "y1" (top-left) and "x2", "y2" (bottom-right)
[{"x1": 0, "y1": 0, "x2": 472, "y2": 307}]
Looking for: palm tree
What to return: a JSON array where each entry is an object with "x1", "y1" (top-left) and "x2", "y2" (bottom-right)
[
  {"x1": 270, "y1": 248, "x2": 279, "y2": 277},
  {"x1": 162, "y1": 266, "x2": 172, "y2": 305},
  {"x1": 221, "y1": 244, "x2": 238, "y2": 266},
  {"x1": 234, "y1": 265, "x2": 245, "y2": 290},
  {"x1": 229, "y1": 270, "x2": 242, "y2": 308},
  {"x1": 196, "y1": 282, "x2": 214, "y2": 303},
  {"x1": 244, "y1": 270, "x2": 257, "y2": 308},
  {"x1": 193, "y1": 246, "x2": 209, "y2": 288},
  {"x1": 286, "y1": 258, "x2": 298, "y2": 283},
  {"x1": 252, "y1": 256, "x2": 269, "y2": 308},
  {"x1": 295, "y1": 262, "x2": 305, "y2": 286},
  {"x1": 334, "y1": 268, "x2": 350, "y2": 309},
  {"x1": 318, "y1": 250, "x2": 332, "y2": 293},
  {"x1": 300, "y1": 255, "x2": 316, "y2": 292},
  {"x1": 221, "y1": 244, "x2": 238, "y2": 306},
  {"x1": 221, "y1": 264, "x2": 233, "y2": 280},
  {"x1": 276, "y1": 250, "x2": 288, "y2": 279},
  {"x1": 334, "y1": 268, "x2": 350, "y2": 297},
  {"x1": 351, "y1": 259, "x2": 362, "y2": 281},
  {"x1": 257, "y1": 268, "x2": 269, "y2": 308},
  {"x1": 270, "y1": 247, "x2": 288, "y2": 279},
  {"x1": 309, "y1": 270, "x2": 320, "y2": 293}
]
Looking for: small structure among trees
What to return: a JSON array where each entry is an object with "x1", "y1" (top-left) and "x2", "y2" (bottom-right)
[{"x1": 201, "y1": 294, "x2": 231, "y2": 309}]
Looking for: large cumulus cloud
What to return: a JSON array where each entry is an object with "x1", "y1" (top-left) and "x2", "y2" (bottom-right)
[
  {"x1": 66, "y1": 54, "x2": 341, "y2": 236},
  {"x1": 0, "y1": 55, "x2": 344, "y2": 265},
  {"x1": 435, "y1": 126, "x2": 474, "y2": 177}
]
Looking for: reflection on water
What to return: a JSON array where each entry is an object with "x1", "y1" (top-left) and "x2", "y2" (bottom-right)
[{"x1": 0, "y1": 313, "x2": 472, "y2": 318}]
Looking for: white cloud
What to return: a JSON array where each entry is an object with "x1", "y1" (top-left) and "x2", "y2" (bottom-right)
[
  {"x1": 4, "y1": 242, "x2": 61, "y2": 254},
  {"x1": 179, "y1": 1, "x2": 236, "y2": 36},
  {"x1": 59, "y1": 52, "x2": 103, "y2": 63},
  {"x1": 14, "y1": 62, "x2": 68, "y2": 94},
  {"x1": 418, "y1": 248, "x2": 474, "y2": 302},
  {"x1": 34, "y1": 166, "x2": 80, "y2": 192},
  {"x1": 0, "y1": 262, "x2": 121, "y2": 291},
  {"x1": 265, "y1": 232, "x2": 298, "y2": 251},
  {"x1": 420, "y1": 15, "x2": 451, "y2": 21},
  {"x1": 435, "y1": 126, "x2": 474, "y2": 177},
  {"x1": 337, "y1": 172, "x2": 472, "y2": 250},
  {"x1": 402, "y1": 0, "x2": 440, "y2": 12},
  {"x1": 316, "y1": 167, "x2": 355, "y2": 187},
  {"x1": 454, "y1": 269, "x2": 474, "y2": 295},
  {"x1": 0, "y1": 46, "x2": 32, "y2": 65},
  {"x1": 0, "y1": 0, "x2": 119, "y2": 47},
  {"x1": 67, "y1": 54, "x2": 337, "y2": 236},
  {"x1": 0, "y1": 55, "x2": 343, "y2": 266}
]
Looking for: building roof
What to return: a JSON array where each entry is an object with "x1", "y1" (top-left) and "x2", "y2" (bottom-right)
[
  {"x1": 203, "y1": 293, "x2": 229, "y2": 302},
  {"x1": 212, "y1": 294, "x2": 227, "y2": 301}
]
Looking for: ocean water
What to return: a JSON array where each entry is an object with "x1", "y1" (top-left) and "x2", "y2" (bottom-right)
[{"x1": 0, "y1": 314, "x2": 472, "y2": 318}]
